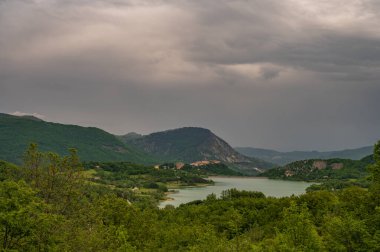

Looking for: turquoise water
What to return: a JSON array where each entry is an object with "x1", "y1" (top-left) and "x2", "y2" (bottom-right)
[{"x1": 159, "y1": 177, "x2": 314, "y2": 208}]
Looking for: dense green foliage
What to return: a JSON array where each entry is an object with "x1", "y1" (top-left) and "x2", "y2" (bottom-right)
[
  {"x1": 0, "y1": 142, "x2": 379, "y2": 251},
  {"x1": 121, "y1": 127, "x2": 275, "y2": 175},
  {"x1": 306, "y1": 179, "x2": 371, "y2": 192},
  {"x1": 0, "y1": 113, "x2": 154, "y2": 164},
  {"x1": 0, "y1": 161, "x2": 21, "y2": 182},
  {"x1": 236, "y1": 146, "x2": 373, "y2": 165}
]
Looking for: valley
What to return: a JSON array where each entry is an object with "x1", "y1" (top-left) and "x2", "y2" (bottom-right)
[{"x1": 0, "y1": 113, "x2": 379, "y2": 251}]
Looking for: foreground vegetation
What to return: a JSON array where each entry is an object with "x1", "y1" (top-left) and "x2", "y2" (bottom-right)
[{"x1": 0, "y1": 143, "x2": 379, "y2": 251}]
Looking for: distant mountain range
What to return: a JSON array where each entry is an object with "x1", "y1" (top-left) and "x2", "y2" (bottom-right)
[
  {"x1": 1, "y1": 112, "x2": 375, "y2": 176},
  {"x1": 235, "y1": 146, "x2": 374, "y2": 166},
  {"x1": 120, "y1": 127, "x2": 275, "y2": 175},
  {"x1": 0, "y1": 114, "x2": 272, "y2": 175}
]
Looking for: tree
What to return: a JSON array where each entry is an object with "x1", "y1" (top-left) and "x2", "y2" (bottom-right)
[
  {"x1": 0, "y1": 161, "x2": 21, "y2": 182},
  {"x1": 365, "y1": 141, "x2": 380, "y2": 249},
  {"x1": 369, "y1": 141, "x2": 380, "y2": 204},
  {"x1": 22, "y1": 144, "x2": 84, "y2": 214},
  {"x1": 323, "y1": 215, "x2": 370, "y2": 252},
  {"x1": 0, "y1": 180, "x2": 58, "y2": 250},
  {"x1": 277, "y1": 202, "x2": 324, "y2": 251},
  {"x1": 23, "y1": 143, "x2": 43, "y2": 187}
]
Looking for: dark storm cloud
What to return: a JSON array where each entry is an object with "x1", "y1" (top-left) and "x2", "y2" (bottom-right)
[{"x1": 1, "y1": 0, "x2": 379, "y2": 150}]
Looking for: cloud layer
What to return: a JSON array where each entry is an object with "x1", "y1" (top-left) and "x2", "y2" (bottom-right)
[
  {"x1": 1, "y1": 0, "x2": 379, "y2": 150},
  {"x1": 11, "y1": 111, "x2": 46, "y2": 119}
]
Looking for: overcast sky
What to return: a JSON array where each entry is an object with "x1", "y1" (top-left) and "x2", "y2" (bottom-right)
[{"x1": 1, "y1": 0, "x2": 379, "y2": 151}]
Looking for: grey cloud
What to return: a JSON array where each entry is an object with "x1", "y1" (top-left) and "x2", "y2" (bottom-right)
[
  {"x1": 259, "y1": 66, "x2": 282, "y2": 80},
  {"x1": 0, "y1": 0, "x2": 379, "y2": 150},
  {"x1": 11, "y1": 111, "x2": 46, "y2": 119},
  {"x1": 187, "y1": 1, "x2": 380, "y2": 71}
]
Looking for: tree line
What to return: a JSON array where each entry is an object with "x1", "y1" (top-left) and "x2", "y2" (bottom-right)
[{"x1": 0, "y1": 142, "x2": 379, "y2": 251}]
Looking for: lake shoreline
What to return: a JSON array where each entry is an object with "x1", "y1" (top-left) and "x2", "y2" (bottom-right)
[
  {"x1": 161, "y1": 182, "x2": 213, "y2": 202},
  {"x1": 159, "y1": 177, "x2": 314, "y2": 208},
  {"x1": 208, "y1": 175, "x2": 268, "y2": 179}
]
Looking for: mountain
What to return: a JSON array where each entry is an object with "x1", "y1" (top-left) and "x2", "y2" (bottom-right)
[
  {"x1": 0, "y1": 113, "x2": 273, "y2": 175},
  {"x1": 235, "y1": 146, "x2": 374, "y2": 166},
  {"x1": 120, "y1": 127, "x2": 275, "y2": 175},
  {"x1": 260, "y1": 155, "x2": 373, "y2": 181},
  {"x1": 121, "y1": 132, "x2": 143, "y2": 141},
  {"x1": 0, "y1": 113, "x2": 153, "y2": 164}
]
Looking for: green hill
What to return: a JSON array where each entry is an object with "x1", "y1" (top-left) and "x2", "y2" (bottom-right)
[
  {"x1": 0, "y1": 113, "x2": 154, "y2": 164},
  {"x1": 261, "y1": 155, "x2": 374, "y2": 181},
  {"x1": 120, "y1": 127, "x2": 275, "y2": 175},
  {"x1": 236, "y1": 146, "x2": 374, "y2": 165}
]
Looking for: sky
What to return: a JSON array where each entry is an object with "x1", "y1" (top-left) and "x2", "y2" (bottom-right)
[{"x1": 1, "y1": 0, "x2": 380, "y2": 151}]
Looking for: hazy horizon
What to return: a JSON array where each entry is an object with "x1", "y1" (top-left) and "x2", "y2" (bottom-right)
[{"x1": 1, "y1": 0, "x2": 379, "y2": 151}]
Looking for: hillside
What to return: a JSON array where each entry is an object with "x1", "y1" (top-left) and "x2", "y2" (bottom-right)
[
  {"x1": 120, "y1": 127, "x2": 275, "y2": 175},
  {"x1": 236, "y1": 146, "x2": 373, "y2": 165},
  {"x1": 0, "y1": 113, "x2": 153, "y2": 164},
  {"x1": 260, "y1": 155, "x2": 373, "y2": 181}
]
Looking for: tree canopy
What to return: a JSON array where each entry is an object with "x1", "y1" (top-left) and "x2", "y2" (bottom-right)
[{"x1": 0, "y1": 142, "x2": 379, "y2": 251}]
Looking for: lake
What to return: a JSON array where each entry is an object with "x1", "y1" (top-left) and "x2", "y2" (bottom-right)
[{"x1": 159, "y1": 177, "x2": 314, "y2": 208}]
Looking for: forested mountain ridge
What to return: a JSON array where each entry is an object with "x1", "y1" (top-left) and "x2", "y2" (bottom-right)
[
  {"x1": 0, "y1": 113, "x2": 272, "y2": 174},
  {"x1": 0, "y1": 113, "x2": 154, "y2": 164},
  {"x1": 236, "y1": 146, "x2": 373, "y2": 165},
  {"x1": 120, "y1": 127, "x2": 275, "y2": 174}
]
